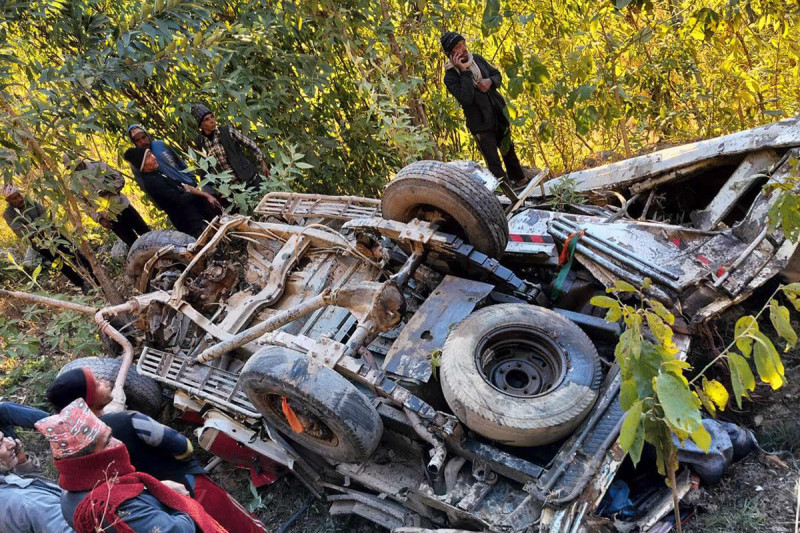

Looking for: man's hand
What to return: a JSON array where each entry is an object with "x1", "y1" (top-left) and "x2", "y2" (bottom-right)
[
  {"x1": 451, "y1": 52, "x2": 469, "y2": 71},
  {"x1": 260, "y1": 161, "x2": 270, "y2": 177},
  {"x1": 0, "y1": 436, "x2": 19, "y2": 471},
  {"x1": 161, "y1": 479, "x2": 190, "y2": 496},
  {"x1": 477, "y1": 79, "x2": 492, "y2": 92},
  {"x1": 204, "y1": 193, "x2": 223, "y2": 213}
]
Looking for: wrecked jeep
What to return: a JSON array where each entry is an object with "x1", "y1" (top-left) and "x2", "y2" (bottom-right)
[{"x1": 28, "y1": 115, "x2": 800, "y2": 532}]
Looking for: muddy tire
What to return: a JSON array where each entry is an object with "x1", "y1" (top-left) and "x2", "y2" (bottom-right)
[
  {"x1": 58, "y1": 356, "x2": 163, "y2": 416},
  {"x1": 125, "y1": 230, "x2": 196, "y2": 291},
  {"x1": 240, "y1": 347, "x2": 383, "y2": 463},
  {"x1": 381, "y1": 160, "x2": 508, "y2": 258},
  {"x1": 440, "y1": 304, "x2": 602, "y2": 446}
]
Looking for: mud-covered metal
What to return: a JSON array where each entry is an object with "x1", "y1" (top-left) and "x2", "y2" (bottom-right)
[{"x1": 383, "y1": 275, "x2": 494, "y2": 381}]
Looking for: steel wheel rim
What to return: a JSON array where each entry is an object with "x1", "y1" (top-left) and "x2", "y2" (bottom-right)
[{"x1": 476, "y1": 325, "x2": 567, "y2": 398}]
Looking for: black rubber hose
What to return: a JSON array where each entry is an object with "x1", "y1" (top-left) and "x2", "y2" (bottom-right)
[{"x1": 276, "y1": 498, "x2": 314, "y2": 533}]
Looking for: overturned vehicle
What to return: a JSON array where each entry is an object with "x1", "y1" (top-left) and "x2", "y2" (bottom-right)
[{"x1": 34, "y1": 116, "x2": 800, "y2": 531}]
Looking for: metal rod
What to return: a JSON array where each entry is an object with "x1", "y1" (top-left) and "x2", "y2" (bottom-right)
[
  {"x1": 713, "y1": 226, "x2": 769, "y2": 288},
  {"x1": 0, "y1": 289, "x2": 97, "y2": 314},
  {"x1": 551, "y1": 221, "x2": 682, "y2": 289},
  {"x1": 548, "y1": 227, "x2": 674, "y2": 300},
  {"x1": 195, "y1": 290, "x2": 331, "y2": 363},
  {"x1": 555, "y1": 216, "x2": 681, "y2": 281},
  {"x1": 95, "y1": 299, "x2": 143, "y2": 413}
]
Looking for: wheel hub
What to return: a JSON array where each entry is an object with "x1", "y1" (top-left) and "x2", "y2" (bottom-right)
[{"x1": 477, "y1": 326, "x2": 567, "y2": 398}]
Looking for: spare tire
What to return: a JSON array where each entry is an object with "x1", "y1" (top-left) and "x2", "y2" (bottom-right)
[
  {"x1": 440, "y1": 304, "x2": 602, "y2": 446},
  {"x1": 381, "y1": 160, "x2": 508, "y2": 258},
  {"x1": 58, "y1": 356, "x2": 163, "y2": 416},
  {"x1": 240, "y1": 346, "x2": 383, "y2": 463},
  {"x1": 125, "y1": 230, "x2": 196, "y2": 292}
]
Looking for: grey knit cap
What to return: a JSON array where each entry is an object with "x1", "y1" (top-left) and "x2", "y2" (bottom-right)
[{"x1": 191, "y1": 104, "x2": 213, "y2": 127}]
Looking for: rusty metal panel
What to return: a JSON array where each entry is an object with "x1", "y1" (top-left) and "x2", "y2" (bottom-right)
[{"x1": 382, "y1": 275, "x2": 494, "y2": 381}]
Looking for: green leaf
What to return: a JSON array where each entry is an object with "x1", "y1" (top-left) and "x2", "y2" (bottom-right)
[
  {"x1": 655, "y1": 370, "x2": 709, "y2": 450},
  {"x1": 620, "y1": 377, "x2": 638, "y2": 411},
  {"x1": 620, "y1": 399, "x2": 645, "y2": 465},
  {"x1": 695, "y1": 388, "x2": 716, "y2": 417},
  {"x1": 575, "y1": 106, "x2": 599, "y2": 136},
  {"x1": 603, "y1": 304, "x2": 621, "y2": 323},
  {"x1": 612, "y1": 280, "x2": 637, "y2": 293},
  {"x1": 615, "y1": 328, "x2": 643, "y2": 365},
  {"x1": 702, "y1": 377, "x2": 729, "y2": 412},
  {"x1": 641, "y1": 277, "x2": 652, "y2": 290},
  {"x1": 646, "y1": 311, "x2": 677, "y2": 354},
  {"x1": 481, "y1": 0, "x2": 502, "y2": 36},
  {"x1": 728, "y1": 352, "x2": 756, "y2": 408},
  {"x1": 734, "y1": 316, "x2": 758, "y2": 357},
  {"x1": 752, "y1": 332, "x2": 785, "y2": 389},
  {"x1": 615, "y1": 0, "x2": 633, "y2": 8},
  {"x1": 648, "y1": 300, "x2": 675, "y2": 325},
  {"x1": 590, "y1": 295, "x2": 618, "y2": 309},
  {"x1": 782, "y1": 283, "x2": 800, "y2": 312},
  {"x1": 769, "y1": 299, "x2": 797, "y2": 350}
]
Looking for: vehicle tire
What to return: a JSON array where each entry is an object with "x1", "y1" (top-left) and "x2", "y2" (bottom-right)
[
  {"x1": 58, "y1": 356, "x2": 163, "y2": 416},
  {"x1": 440, "y1": 304, "x2": 602, "y2": 446},
  {"x1": 125, "y1": 230, "x2": 196, "y2": 291},
  {"x1": 381, "y1": 160, "x2": 508, "y2": 258},
  {"x1": 240, "y1": 346, "x2": 383, "y2": 463}
]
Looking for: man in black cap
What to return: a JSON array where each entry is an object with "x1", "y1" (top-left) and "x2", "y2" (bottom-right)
[
  {"x1": 441, "y1": 31, "x2": 526, "y2": 188},
  {"x1": 191, "y1": 104, "x2": 269, "y2": 188},
  {"x1": 123, "y1": 146, "x2": 221, "y2": 237}
]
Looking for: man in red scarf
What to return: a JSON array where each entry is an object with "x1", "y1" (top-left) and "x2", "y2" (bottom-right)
[
  {"x1": 46, "y1": 367, "x2": 269, "y2": 533},
  {"x1": 35, "y1": 398, "x2": 226, "y2": 533}
]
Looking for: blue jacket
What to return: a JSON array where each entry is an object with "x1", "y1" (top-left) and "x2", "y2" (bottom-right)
[
  {"x1": 61, "y1": 489, "x2": 195, "y2": 533},
  {"x1": 0, "y1": 473, "x2": 75, "y2": 533},
  {"x1": 149, "y1": 140, "x2": 198, "y2": 186}
]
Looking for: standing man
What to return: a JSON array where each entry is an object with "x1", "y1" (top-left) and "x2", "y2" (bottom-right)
[
  {"x1": 191, "y1": 104, "x2": 270, "y2": 188},
  {"x1": 2, "y1": 184, "x2": 94, "y2": 291},
  {"x1": 441, "y1": 32, "x2": 527, "y2": 188},
  {"x1": 124, "y1": 146, "x2": 221, "y2": 237},
  {"x1": 63, "y1": 154, "x2": 150, "y2": 246}
]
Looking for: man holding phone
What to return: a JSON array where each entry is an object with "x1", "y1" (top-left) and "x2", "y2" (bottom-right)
[{"x1": 441, "y1": 31, "x2": 527, "y2": 188}]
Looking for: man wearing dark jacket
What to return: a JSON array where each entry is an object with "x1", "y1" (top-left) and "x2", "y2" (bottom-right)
[
  {"x1": 441, "y1": 32, "x2": 526, "y2": 187},
  {"x1": 192, "y1": 103, "x2": 270, "y2": 188},
  {"x1": 124, "y1": 146, "x2": 221, "y2": 237}
]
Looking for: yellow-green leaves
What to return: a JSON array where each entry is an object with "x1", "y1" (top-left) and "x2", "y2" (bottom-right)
[
  {"x1": 728, "y1": 352, "x2": 756, "y2": 408},
  {"x1": 590, "y1": 295, "x2": 622, "y2": 323},
  {"x1": 620, "y1": 399, "x2": 645, "y2": 465},
  {"x1": 782, "y1": 283, "x2": 800, "y2": 312},
  {"x1": 609, "y1": 280, "x2": 637, "y2": 293},
  {"x1": 655, "y1": 371, "x2": 711, "y2": 450},
  {"x1": 646, "y1": 311, "x2": 677, "y2": 354},
  {"x1": 769, "y1": 299, "x2": 797, "y2": 351},
  {"x1": 735, "y1": 315, "x2": 758, "y2": 357},
  {"x1": 698, "y1": 377, "x2": 729, "y2": 415},
  {"x1": 752, "y1": 332, "x2": 785, "y2": 389}
]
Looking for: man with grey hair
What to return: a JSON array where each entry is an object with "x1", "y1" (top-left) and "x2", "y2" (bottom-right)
[
  {"x1": 441, "y1": 31, "x2": 526, "y2": 188},
  {"x1": 0, "y1": 427, "x2": 74, "y2": 532}
]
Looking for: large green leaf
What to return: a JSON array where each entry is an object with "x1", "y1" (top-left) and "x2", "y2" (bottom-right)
[
  {"x1": 481, "y1": 0, "x2": 502, "y2": 36},
  {"x1": 728, "y1": 352, "x2": 756, "y2": 408},
  {"x1": 769, "y1": 299, "x2": 797, "y2": 350},
  {"x1": 752, "y1": 332, "x2": 785, "y2": 389},
  {"x1": 655, "y1": 371, "x2": 711, "y2": 450},
  {"x1": 734, "y1": 316, "x2": 758, "y2": 357},
  {"x1": 620, "y1": 399, "x2": 645, "y2": 465}
]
